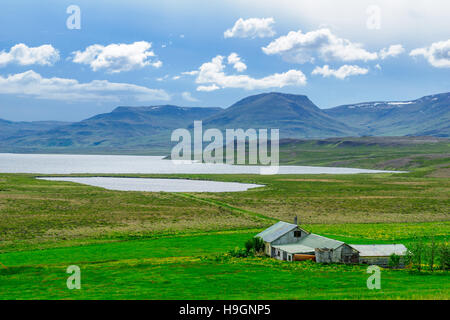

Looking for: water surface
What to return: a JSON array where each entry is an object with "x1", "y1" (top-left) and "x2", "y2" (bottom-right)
[
  {"x1": 37, "y1": 177, "x2": 264, "y2": 193},
  {"x1": 0, "y1": 153, "x2": 399, "y2": 175}
]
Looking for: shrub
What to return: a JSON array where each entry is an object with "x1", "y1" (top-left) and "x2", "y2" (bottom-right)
[
  {"x1": 429, "y1": 237, "x2": 437, "y2": 272},
  {"x1": 438, "y1": 243, "x2": 449, "y2": 271},
  {"x1": 229, "y1": 237, "x2": 265, "y2": 259},
  {"x1": 406, "y1": 236, "x2": 425, "y2": 271},
  {"x1": 389, "y1": 253, "x2": 401, "y2": 269},
  {"x1": 244, "y1": 237, "x2": 265, "y2": 254},
  {"x1": 228, "y1": 247, "x2": 252, "y2": 258}
]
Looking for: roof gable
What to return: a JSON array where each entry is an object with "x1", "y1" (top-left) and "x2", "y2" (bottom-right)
[{"x1": 256, "y1": 221, "x2": 298, "y2": 243}]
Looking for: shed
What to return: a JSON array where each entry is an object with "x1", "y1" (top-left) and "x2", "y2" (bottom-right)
[
  {"x1": 271, "y1": 243, "x2": 315, "y2": 261},
  {"x1": 349, "y1": 244, "x2": 408, "y2": 267}
]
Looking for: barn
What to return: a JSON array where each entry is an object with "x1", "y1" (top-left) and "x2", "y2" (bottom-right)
[{"x1": 256, "y1": 221, "x2": 407, "y2": 267}]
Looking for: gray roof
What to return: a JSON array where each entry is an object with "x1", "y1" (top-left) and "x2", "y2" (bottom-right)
[
  {"x1": 255, "y1": 221, "x2": 298, "y2": 243},
  {"x1": 272, "y1": 233, "x2": 344, "y2": 254},
  {"x1": 349, "y1": 244, "x2": 408, "y2": 257},
  {"x1": 298, "y1": 233, "x2": 344, "y2": 250}
]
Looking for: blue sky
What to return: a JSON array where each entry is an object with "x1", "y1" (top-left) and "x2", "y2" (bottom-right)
[{"x1": 0, "y1": 0, "x2": 449, "y2": 121}]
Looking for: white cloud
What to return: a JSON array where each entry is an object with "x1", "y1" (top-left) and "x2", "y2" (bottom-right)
[
  {"x1": 181, "y1": 91, "x2": 199, "y2": 102},
  {"x1": 227, "y1": 53, "x2": 247, "y2": 72},
  {"x1": 72, "y1": 41, "x2": 162, "y2": 73},
  {"x1": 0, "y1": 43, "x2": 59, "y2": 67},
  {"x1": 312, "y1": 65, "x2": 369, "y2": 79},
  {"x1": 181, "y1": 70, "x2": 199, "y2": 76},
  {"x1": 410, "y1": 39, "x2": 450, "y2": 68},
  {"x1": 0, "y1": 70, "x2": 170, "y2": 102},
  {"x1": 156, "y1": 75, "x2": 169, "y2": 82},
  {"x1": 194, "y1": 55, "x2": 306, "y2": 91},
  {"x1": 225, "y1": 1, "x2": 450, "y2": 44},
  {"x1": 379, "y1": 44, "x2": 405, "y2": 59},
  {"x1": 172, "y1": 75, "x2": 181, "y2": 80},
  {"x1": 224, "y1": 17, "x2": 276, "y2": 39},
  {"x1": 197, "y1": 84, "x2": 220, "y2": 92},
  {"x1": 262, "y1": 28, "x2": 378, "y2": 63}
]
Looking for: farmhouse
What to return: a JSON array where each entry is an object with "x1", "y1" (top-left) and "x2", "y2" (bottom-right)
[{"x1": 256, "y1": 220, "x2": 407, "y2": 267}]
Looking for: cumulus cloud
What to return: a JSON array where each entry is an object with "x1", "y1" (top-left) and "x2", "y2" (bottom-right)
[
  {"x1": 194, "y1": 55, "x2": 306, "y2": 91},
  {"x1": 262, "y1": 28, "x2": 378, "y2": 63},
  {"x1": 181, "y1": 91, "x2": 199, "y2": 102},
  {"x1": 312, "y1": 65, "x2": 369, "y2": 79},
  {"x1": 410, "y1": 39, "x2": 450, "y2": 68},
  {"x1": 0, "y1": 43, "x2": 59, "y2": 67},
  {"x1": 224, "y1": 17, "x2": 276, "y2": 39},
  {"x1": 227, "y1": 53, "x2": 247, "y2": 72},
  {"x1": 379, "y1": 44, "x2": 405, "y2": 59},
  {"x1": 72, "y1": 41, "x2": 162, "y2": 73},
  {"x1": 0, "y1": 70, "x2": 170, "y2": 102}
]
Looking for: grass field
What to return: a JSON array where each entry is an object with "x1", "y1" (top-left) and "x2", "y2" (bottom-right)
[
  {"x1": 278, "y1": 137, "x2": 450, "y2": 171},
  {"x1": 0, "y1": 140, "x2": 449, "y2": 299}
]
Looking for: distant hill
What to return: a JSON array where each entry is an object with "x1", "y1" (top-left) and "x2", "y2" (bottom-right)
[
  {"x1": 324, "y1": 92, "x2": 450, "y2": 137},
  {"x1": 201, "y1": 92, "x2": 357, "y2": 138},
  {"x1": 0, "y1": 105, "x2": 221, "y2": 153},
  {"x1": 0, "y1": 92, "x2": 448, "y2": 154},
  {"x1": 0, "y1": 119, "x2": 71, "y2": 139}
]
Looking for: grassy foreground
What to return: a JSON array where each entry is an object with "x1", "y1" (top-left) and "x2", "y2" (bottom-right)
[
  {"x1": 0, "y1": 141, "x2": 449, "y2": 299},
  {"x1": 1, "y1": 229, "x2": 449, "y2": 300},
  {"x1": 0, "y1": 166, "x2": 449, "y2": 299}
]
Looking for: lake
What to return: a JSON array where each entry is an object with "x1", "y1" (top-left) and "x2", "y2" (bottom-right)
[
  {"x1": 37, "y1": 177, "x2": 264, "y2": 192},
  {"x1": 0, "y1": 153, "x2": 398, "y2": 175}
]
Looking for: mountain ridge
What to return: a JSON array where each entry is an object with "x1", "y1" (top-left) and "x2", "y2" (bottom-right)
[
  {"x1": 201, "y1": 92, "x2": 358, "y2": 138},
  {"x1": 325, "y1": 92, "x2": 450, "y2": 137},
  {"x1": 0, "y1": 91, "x2": 448, "y2": 153}
]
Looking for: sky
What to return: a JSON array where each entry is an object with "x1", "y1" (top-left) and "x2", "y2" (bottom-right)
[{"x1": 0, "y1": 0, "x2": 449, "y2": 121}]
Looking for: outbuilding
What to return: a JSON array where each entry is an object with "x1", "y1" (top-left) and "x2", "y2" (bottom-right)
[{"x1": 349, "y1": 244, "x2": 408, "y2": 267}]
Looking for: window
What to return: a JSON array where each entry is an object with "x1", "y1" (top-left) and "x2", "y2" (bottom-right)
[{"x1": 294, "y1": 230, "x2": 302, "y2": 238}]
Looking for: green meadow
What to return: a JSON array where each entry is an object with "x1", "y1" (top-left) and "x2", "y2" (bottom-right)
[{"x1": 0, "y1": 142, "x2": 449, "y2": 299}]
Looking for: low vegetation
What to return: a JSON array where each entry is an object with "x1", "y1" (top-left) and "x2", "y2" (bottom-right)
[
  {"x1": 0, "y1": 140, "x2": 448, "y2": 299},
  {"x1": 278, "y1": 137, "x2": 450, "y2": 173}
]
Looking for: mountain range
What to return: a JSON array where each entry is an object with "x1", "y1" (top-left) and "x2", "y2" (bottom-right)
[
  {"x1": 0, "y1": 92, "x2": 448, "y2": 153},
  {"x1": 326, "y1": 92, "x2": 450, "y2": 137}
]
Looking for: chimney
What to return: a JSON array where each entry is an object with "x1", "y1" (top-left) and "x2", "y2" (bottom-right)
[{"x1": 294, "y1": 216, "x2": 298, "y2": 225}]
